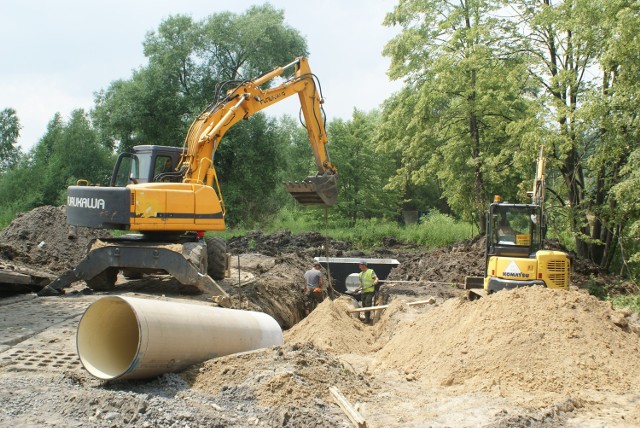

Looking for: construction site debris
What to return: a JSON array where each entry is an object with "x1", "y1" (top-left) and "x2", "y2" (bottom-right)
[
  {"x1": 330, "y1": 386, "x2": 368, "y2": 428},
  {"x1": 0, "y1": 206, "x2": 109, "y2": 293},
  {"x1": 1, "y1": 206, "x2": 639, "y2": 426},
  {"x1": 0, "y1": 206, "x2": 109, "y2": 274}
]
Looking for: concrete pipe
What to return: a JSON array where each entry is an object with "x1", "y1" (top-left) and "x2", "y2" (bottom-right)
[{"x1": 76, "y1": 295, "x2": 283, "y2": 381}]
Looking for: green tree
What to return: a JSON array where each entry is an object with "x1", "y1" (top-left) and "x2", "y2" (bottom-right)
[
  {"x1": 0, "y1": 110, "x2": 113, "y2": 225},
  {"x1": 603, "y1": 1, "x2": 640, "y2": 273},
  {"x1": 93, "y1": 62, "x2": 189, "y2": 152},
  {"x1": 380, "y1": 0, "x2": 538, "y2": 231},
  {"x1": 93, "y1": 5, "x2": 307, "y2": 154},
  {"x1": 197, "y1": 4, "x2": 308, "y2": 84},
  {"x1": 214, "y1": 114, "x2": 288, "y2": 227},
  {"x1": 329, "y1": 110, "x2": 401, "y2": 225},
  {"x1": 36, "y1": 110, "x2": 113, "y2": 205},
  {"x1": 508, "y1": 0, "x2": 639, "y2": 267},
  {"x1": 0, "y1": 108, "x2": 22, "y2": 172}
]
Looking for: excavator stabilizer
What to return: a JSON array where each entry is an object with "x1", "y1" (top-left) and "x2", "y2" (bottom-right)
[{"x1": 285, "y1": 174, "x2": 338, "y2": 206}]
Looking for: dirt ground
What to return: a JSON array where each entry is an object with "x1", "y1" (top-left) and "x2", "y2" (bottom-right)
[{"x1": 1, "y1": 206, "x2": 640, "y2": 427}]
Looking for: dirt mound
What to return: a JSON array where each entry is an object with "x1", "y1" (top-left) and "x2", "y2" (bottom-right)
[
  {"x1": 0, "y1": 206, "x2": 109, "y2": 274},
  {"x1": 220, "y1": 252, "x2": 313, "y2": 329},
  {"x1": 285, "y1": 297, "x2": 378, "y2": 354},
  {"x1": 184, "y1": 342, "x2": 373, "y2": 427},
  {"x1": 388, "y1": 237, "x2": 485, "y2": 286},
  {"x1": 372, "y1": 287, "x2": 640, "y2": 405},
  {"x1": 226, "y1": 230, "x2": 353, "y2": 256},
  {"x1": 284, "y1": 286, "x2": 640, "y2": 409}
]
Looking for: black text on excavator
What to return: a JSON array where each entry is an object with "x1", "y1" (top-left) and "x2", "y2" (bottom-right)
[
  {"x1": 464, "y1": 146, "x2": 570, "y2": 299},
  {"x1": 43, "y1": 57, "x2": 337, "y2": 296}
]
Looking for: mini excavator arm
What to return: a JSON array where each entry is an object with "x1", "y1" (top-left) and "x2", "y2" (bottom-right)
[
  {"x1": 529, "y1": 145, "x2": 546, "y2": 209},
  {"x1": 179, "y1": 57, "x2": 338, "y2": 207}
]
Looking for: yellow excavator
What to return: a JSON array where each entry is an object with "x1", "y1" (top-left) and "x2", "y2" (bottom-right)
[
  {"x1": 465, "y1": 147, "x2": 570, "y2": 299},
  {"x1": 41, "y1": 57, "x2": 337, "y2": 296}
]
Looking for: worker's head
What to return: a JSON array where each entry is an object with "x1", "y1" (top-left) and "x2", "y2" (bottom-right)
[
  {"x1": 313, "y1": 262, "x2": 322, "y2": 269},
  {"x1": 359, "y1": 260, "x2": 367, "y2": 270}
]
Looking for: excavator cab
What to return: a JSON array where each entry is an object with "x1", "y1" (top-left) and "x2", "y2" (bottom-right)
[
  {"x1": 110, "y1": 145, "x2": 184, "y2": 186},
  {"x1": 465, "y1": 196, "x2": 569, "y2": 300},
  {"x1": 488, "y1": 203, "x2": 544, "y2": 255}
]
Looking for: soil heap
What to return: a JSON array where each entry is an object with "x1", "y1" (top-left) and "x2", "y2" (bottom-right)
[
  {"x1": 0, "y1": 205, "x2": 108, "y2": 274},
  {"x1": 283, "y1": 288, "x2": 640, "y2": 408},
  {"x1": 178, "y1": 287, "x2": 640, "y2": 425}
]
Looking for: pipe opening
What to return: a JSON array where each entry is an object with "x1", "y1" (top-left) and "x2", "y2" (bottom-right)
[{"x1": 76, "y1": 296, "x2": 140, "y2": 379}]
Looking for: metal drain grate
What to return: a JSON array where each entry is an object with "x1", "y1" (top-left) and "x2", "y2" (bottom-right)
[
  {"x1": 0, "y1": 300, "x2": 91, "y2": 372},
  {"x1": 1, "y1": 349, "x2": 82, "y2": 371}
]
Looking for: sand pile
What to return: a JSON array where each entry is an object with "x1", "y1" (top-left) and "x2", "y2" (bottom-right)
[
  {"x1": 185, "y1": 343, "x2": 373, "y2": 427},
  {"x1": 0, "y1": 205, "x2": 108, "y2": 274},
  {"x1": 285, "y1": 297, "x2": 378, "y2": 354},
  {"x1": 284, "y1": 288, "x2": 640, "y2": 409},
  {"x1": 372, "y1": 287, "x2": 640, "y2": 399}
]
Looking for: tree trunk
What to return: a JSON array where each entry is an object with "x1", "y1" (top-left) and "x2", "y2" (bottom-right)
[{"x1": 468, "y1": 67, "x2": 487, "y2": 235}]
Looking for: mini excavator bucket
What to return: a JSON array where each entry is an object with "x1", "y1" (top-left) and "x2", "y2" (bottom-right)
[{"x1": 285, "y1": 174, "x2": 338, "y2": 207}]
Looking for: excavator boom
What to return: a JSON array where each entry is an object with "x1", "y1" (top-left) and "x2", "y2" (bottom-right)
[{"x1": 181, "y1": 57, "x2": 337, "y2": 206}]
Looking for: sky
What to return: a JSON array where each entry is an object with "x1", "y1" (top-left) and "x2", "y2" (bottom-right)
[{"x1": 0, "y1": 0, "x2": 403, "y2": 151}]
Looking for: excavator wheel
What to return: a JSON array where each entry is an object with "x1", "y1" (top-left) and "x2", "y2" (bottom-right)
[
  {"x1": 86, "y1": 267, "x2": 118, "y2": 291},
  {"x1": 206, "y1": 237, "x2": 227, "y2": 280}
]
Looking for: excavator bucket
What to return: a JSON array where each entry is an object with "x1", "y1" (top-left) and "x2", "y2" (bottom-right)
[{"x1": 285, "y1": 174, "x2": 338, "y2": 207}]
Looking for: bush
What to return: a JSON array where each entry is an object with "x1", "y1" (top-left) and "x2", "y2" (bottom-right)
[{"x1": 223, "y1": 208, "x2": 476, "y2": 250}]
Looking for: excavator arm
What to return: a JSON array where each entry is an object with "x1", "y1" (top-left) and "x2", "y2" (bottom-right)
[
  {"x1": 180, "y1": 57, "x2": 338, "y2": 206},
  {"x1": 530, "y1": 145, "x2": 545, "y2": 208}
]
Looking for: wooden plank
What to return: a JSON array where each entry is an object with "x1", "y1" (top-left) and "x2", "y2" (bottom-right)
[
  {"x1": 0, "y1": 270, "x2": 32, "y2": 285},
  {"x1": 348, "y1": 298, "x2": 436, "y2": 313},
  {"x1": 329, "y1": 386, "x2": 367, "y2": 428}
]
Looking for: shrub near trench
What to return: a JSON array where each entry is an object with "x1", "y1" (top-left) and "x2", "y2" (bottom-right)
[{"x1": 224, "y1": 208, "x2": 475, "y2": 250}]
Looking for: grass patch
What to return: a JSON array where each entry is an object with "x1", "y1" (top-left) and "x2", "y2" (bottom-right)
[{"x1": 611, "y1": 293, "x2": 640, "y2": 314}]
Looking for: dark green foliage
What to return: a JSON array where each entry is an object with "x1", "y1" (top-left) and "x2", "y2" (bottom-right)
[
  {"x1": 0, "y1": 110, "x2": 113, "y2": 226},
  {"x1": 93, "y1": 64, "x2": 189, "y2": 152},
  {"x1": 214, "y1": 115, "x2": 287, "y2": 227},
  {"x1": 380, "y1": 0, "x2": 539, "y2": 230},
  {"x1": 328, "y1": 110, "x2": 402, "y2": 224},
  {"x1": 587, "y1": 275, "x2": 608, "y2": 300}
]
